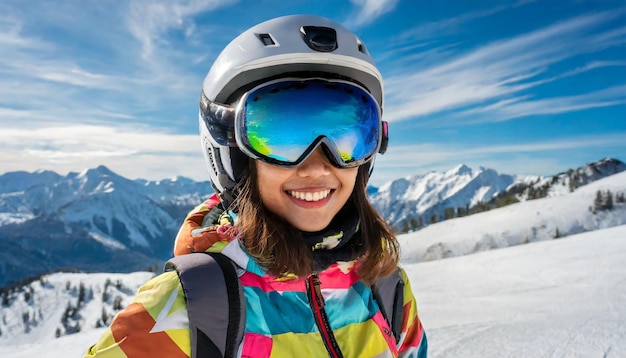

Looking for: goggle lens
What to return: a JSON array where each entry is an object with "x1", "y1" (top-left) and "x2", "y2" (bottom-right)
[{"x1": 238, "y1": 80, "x2": 381, "y2": 167}]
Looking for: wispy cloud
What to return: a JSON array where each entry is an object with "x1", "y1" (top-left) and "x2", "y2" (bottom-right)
[
  {"x1": 0, "y1": 124, "x2": 205, "y2": 180},
  {"x1": 125, "y1": 0, "x2": 236, "y2": 59},
  {"x1": 397, "y1": 1, "x2": 536, "y2": 43},
  {"x1": 0, "y1": 1, "x2": 235, "y2": 131},
  {"x1": 344, "y1": 0, "x2": 399, "y2": 29},
  {"x1": 383, "y1": 9, "x2": 626, "y2": 124},
  {"x1": 459, "y1": 85, "x2": 626, "y2": 122}
]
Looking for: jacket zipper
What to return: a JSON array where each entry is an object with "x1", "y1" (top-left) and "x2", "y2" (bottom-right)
[{"x1": 306, "y1": 274, "x2": 344, "y2": 358}]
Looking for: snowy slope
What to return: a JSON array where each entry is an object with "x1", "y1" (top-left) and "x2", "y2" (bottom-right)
[
  {"x1": 1, "y1": 226, "x2": 624, "y2": 357},
  {"x1": 0, "y1": 272, "x2": 154, "y2": 346},
  {"x1": 398, "y1": 171, "x2": 626, "y2": 263},
  {"x1": 406, "y1": 224, "x2": 626, "y2": 357}
]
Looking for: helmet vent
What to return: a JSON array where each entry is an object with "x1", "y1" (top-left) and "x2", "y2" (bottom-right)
[
  {"x1": 356, "y1": 38, "x2": 368, "y2": 54},
  {"x1": 300, "y1": 26, "x2": 337, "y2": 52},
  {"x1": 257, "y1": 33, "x2": 276, "y2": 46}
]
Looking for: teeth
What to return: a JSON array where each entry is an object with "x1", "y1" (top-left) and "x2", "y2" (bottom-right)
[{"x1": 289, "y1": 189, "x2": 331, "y2": 202}]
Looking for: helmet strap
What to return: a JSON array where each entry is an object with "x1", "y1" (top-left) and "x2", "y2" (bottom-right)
[{"x1": 217, "y1": 173, "x2": 238, "y2": 211}]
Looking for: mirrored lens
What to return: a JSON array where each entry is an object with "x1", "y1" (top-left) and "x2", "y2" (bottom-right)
[{"x1": 240, "y1": 80, "x2": 380, "y2": 166}]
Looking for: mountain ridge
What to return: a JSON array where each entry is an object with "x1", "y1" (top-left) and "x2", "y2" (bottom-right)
[
  {"x1": 0, "y1": 157, "x2": 623, "y2": 287},
  {"x1": 0, "y1": 168, "x2": 214, "y2": 287}
]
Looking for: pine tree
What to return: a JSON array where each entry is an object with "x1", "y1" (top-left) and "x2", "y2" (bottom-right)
[
  {"x1": 113, "y1": 296, "x2": 123, "y2": 310},
  {"x1": 444, "y1": 207, "x2": 456, "y2": 220},
  {"x1": 78, "y1": 282, "x2": 86, "y2": 306},
  {"x1": 593, "y1": 190, "x2": 603, "y2": 213},
  {"x1": 101, "y1": 307, "x2": 109, "y2": 326},
  {"x1": 606, "y1": 190, "x2": 613, "y2": 210}
]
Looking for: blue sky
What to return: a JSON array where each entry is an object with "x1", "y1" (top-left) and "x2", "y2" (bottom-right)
[{"x1": 1, "y1": 0, "x2": 624, "y2": 186}]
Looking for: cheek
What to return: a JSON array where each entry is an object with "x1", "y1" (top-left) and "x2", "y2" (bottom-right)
[
  {"x1": 255, "y1": 162, "x2": 288, "y2": 203},
  {"x1": 340, "y1": 168, "x2": 359, "y2": 192}
]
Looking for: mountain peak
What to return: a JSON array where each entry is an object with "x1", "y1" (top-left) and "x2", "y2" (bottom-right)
[
  {"x1": 76, "y1": 165, "x2": 118, "y2": 180},
  {"x1": 93, "y1": 165, "x2": 116, "y2": 176},
  {"x1": 447, "y1": 164, "x2": 473, "y2": 177}
]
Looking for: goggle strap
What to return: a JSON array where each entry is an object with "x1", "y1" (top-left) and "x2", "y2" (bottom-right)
[{"x1": 379, "y1": 121, "x2": 389, "y2": 155}]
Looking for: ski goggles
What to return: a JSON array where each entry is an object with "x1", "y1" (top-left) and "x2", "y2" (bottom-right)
[{"x1": 201, "y1": 78, "x2": 388, "y2": 168}]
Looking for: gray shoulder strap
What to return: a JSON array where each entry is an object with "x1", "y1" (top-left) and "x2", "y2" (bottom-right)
[
  {"x1": 373, "y1": 268, "x2": 405, "y2": 344},
  {"x1": 165, "y1": 252, "x2": 245, "y2": 358}
]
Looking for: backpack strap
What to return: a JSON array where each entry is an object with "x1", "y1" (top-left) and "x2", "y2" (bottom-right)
[
  {"x1": 372, "y1": 267, "x2": 405, "y2": 344},
  {"x1": 165, "y1": 252, "x2": 245, "y2": 358}
]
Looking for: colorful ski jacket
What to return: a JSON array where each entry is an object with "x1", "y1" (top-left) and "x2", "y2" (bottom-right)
[{"x1": 84, "y1": 196, "x2": 428, "y2": 357}]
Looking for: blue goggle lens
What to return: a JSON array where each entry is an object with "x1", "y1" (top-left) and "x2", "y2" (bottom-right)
[{"x1": 237, "y1": 79, "x2": 381, "y2": 167}]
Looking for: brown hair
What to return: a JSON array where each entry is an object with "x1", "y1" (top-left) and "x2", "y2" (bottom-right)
[{"x1": 233, "y1": 161, "x2": 399, "y2": 284}]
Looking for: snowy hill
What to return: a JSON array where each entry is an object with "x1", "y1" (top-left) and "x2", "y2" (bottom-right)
[
  {"x1": 0, "y1": 166, "x2": 213, "y2": 287},
  {"x1": 1, "y1": 227, "x2": 624, "y2": 357},
  {"x1": 408, "y1": 224, "x2": 626, "y2": 357},
  {"x1": 0, "y1": 271, "x2": 154, "y2": 346},
  {"x1": 398, "y1": 171, "x2": 626, "y2": 263},
  {"x1": 371, "y1": 157, "x2": 624, "y2": 232}
]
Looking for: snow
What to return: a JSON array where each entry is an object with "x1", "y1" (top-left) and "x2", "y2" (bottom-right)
[
  {"x1": 88, "y1": 231, "x2": 127, "y2": 250},
  {"x1": 0, "y1": 171, "x2": 624, "y2": 357},
  {"x1": 399, "y1": 171, "x2": 626, "y2": 262},
  {"x1": 371, "y1": 165, "x2": 518, "y2": 228},
  {"x1": 0, "y1": 272, "x2": 154, "y2": 355},
  {"x1": 408, "y1": 225, "x2": 626, "y2": 357},
  {"x1": 1, "y1": 226, "x2": 624, "y2": 357},
  {"x1": 0, "y1": 212, "x2": 34, "y2": 226}
]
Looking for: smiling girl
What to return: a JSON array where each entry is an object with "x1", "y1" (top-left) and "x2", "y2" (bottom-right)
[{"x1": 85, "y1": 14, "x2": 427, "y2": 358}]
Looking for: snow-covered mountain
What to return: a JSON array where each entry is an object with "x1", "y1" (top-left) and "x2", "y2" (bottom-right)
[
  {"x1": 0, "y1": 171, "x2": 624, "y2": 357},
  {"x1": 370, "y1": 157, "x2": 624, "y2": 232},
  {"x1": 370, "y1": 164, "x2": 521, "y2": 231},
  {"x1": 0, "y1": 166, "x2": 213, "y2": 287},
  {"x1": 398, "y1": 170, "x2": 626, "y2": 263},
  {"x1": 0, "y1": 158, "x2": 622, "y2": 288}
]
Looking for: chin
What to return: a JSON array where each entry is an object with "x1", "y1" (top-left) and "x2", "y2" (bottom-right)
[{"x1": 295, "y1": 221, "x2": 331, "y2": 233}]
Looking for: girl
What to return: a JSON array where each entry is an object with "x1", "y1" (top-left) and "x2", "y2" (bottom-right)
[{"x1": 85, "y1": 14, "x2": 427, "y2": 358}]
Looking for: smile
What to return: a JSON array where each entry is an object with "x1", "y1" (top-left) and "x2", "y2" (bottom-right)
[{"x1": 288, "y1": 189, "x2": 332, "y2": 202}]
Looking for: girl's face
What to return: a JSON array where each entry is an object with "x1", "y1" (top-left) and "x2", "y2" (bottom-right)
[{"x1": 256, "y1": 147, "x2": 358, "y2": 232}]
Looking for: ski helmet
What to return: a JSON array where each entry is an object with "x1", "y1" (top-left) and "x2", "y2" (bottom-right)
[{"x1": 199, "y1": 14, "x2": 385, "y2": 204}]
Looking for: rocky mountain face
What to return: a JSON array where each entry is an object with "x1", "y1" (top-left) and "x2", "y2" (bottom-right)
[{"x1": 0, "y1": 166, "x2": 213, "y2": 287}]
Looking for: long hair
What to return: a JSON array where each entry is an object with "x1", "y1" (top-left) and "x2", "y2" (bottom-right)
[{"x1": 233, "y1": 160, "x2": 400, "y2": 283}]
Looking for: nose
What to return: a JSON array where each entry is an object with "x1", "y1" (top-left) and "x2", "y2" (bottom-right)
[{"x1": 296, "y1": 147, "x2": 331, "y2": 177}]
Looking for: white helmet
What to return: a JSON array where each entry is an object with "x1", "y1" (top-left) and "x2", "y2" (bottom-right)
[{"x1": 199, "y1": 14, "x2": 384, "y2": 205}]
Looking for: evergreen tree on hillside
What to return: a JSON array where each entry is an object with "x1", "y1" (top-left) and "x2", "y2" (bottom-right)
[
  {"x1": 444, "y1": 207, "x2": 456, "y2": 220},
  {"x1": 593, "y1": 190, "x2": 615, "y2": 212}
]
